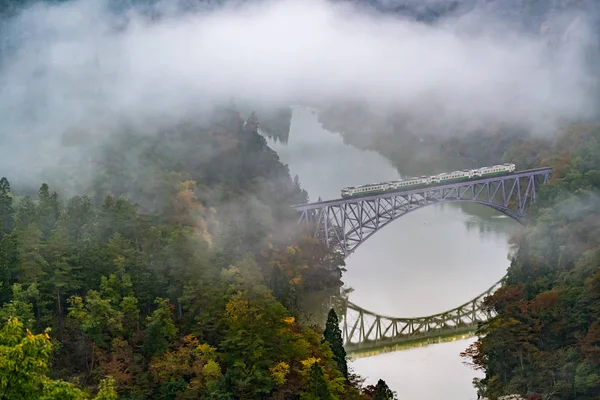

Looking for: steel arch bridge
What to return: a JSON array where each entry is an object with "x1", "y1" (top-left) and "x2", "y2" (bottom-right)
[
  {"x1": 292, "y1": 167, "x2": 552, "y2": 257},
  {"x1": 338, "y1": 279, "x2": 503, "y2": 357}
]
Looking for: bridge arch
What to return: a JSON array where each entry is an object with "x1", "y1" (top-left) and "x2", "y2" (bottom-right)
[
  {"x1": 294, "y1": 167, "x2": 551, "y2": 258},
  {"x1": 341, "y1": 199, "x2": 524, "y2": 257}
]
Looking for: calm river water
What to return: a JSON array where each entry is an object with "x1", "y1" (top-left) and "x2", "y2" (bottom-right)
[{"x1": 266, "y1": 107, "x2": 519, "y2": 400}]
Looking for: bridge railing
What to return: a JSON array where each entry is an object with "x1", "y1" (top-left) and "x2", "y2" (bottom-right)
[{"x1": 293, "y1": 167, "x2": 552, "y2": 257}]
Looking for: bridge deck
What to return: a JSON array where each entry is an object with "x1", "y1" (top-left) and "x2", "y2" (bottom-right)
[{"x1": 292, "y1": 167, "x2": 552, "y2": 210}]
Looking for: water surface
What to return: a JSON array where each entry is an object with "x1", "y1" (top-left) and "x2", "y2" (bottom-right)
[{"x1": 266, "y1": 106, "x2": 519, "y2": 400}]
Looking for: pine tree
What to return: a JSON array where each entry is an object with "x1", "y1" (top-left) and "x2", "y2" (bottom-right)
[
  {"x1": 14, "y1": 196, "x2": 37, "y2": 230},
  {"x1": 323, "y1": 308, "x2": 348, "y2": 379},
  {"x1": 0, "y1": 177, "x2": 14, "y2": 236},
  {"x1": 38, "y1": 183, "x2": 59, "y2": 237},
  {"x1": 244, "y1": 111, "x2": 259, "y2": 134},
  {"x1": 374, "y1": 379, "x2": 396, "y2": 400}
]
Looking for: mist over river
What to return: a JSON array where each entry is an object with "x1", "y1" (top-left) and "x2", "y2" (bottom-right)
[{"x1": 265, "y1": 107, "x2": 520, "y2": 400}]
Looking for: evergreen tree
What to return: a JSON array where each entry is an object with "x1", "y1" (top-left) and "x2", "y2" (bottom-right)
[
  {"x1": 0, "y1": 234, "x2": 17, "y2": 300},
  {"x1": 0, "y1": 177, "x2": 14, "y2": 236},
  {"x1": 374, "y1": 379, "x2": 396, "y2": 400},
  {"x1": 323, "y1": 308, "x2": 348, "y2": 379},
  {"x1": 16, "y1": 223, "x2": 47, "y2": 284},
  {"x1": 302, "y1": 362, "x2": 332, "y2": 400},
  {"x1": 244, "y1": 111, "x2": 259, "y2": 134},
  {"x1": 14, "y1": 196, "x2": 37, "y2": 230},
  {"x1": 38, "y1": 183, "x2": 60, "y2": 237}
]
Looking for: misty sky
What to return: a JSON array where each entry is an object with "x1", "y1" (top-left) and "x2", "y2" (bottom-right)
[{"x1": 0, "y1": 0, "x2": 597, "y2": 185}]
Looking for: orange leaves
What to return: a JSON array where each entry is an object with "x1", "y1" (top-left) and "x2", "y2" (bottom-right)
[
  {"x1": 580, "y1": 322, "x2": 600, "y2": 364},
  {"x1": 170, "y1": 180, "x2": 212, "y2": 245},
  {"x1": 528, "y1": 290, "x2": 560, "y2": 314},
  {"x1": 148, "y1": 334, "x2": 222, "y2": 394},
  {"x1": 99, "y1": 338, "x2": 134, "y2": 391},
  {"x1": 289, "y1": 276, "x2": 302, "y2": 287}
]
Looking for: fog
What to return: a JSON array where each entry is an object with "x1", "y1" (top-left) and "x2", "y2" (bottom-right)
[{"x1": 0, "y1": 0, "x2": 597, "y2": 185}]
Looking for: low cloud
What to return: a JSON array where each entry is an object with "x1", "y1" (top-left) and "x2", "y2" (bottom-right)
[{"x1": 0, "y1": 0, "x2": 596, "y2": 185}]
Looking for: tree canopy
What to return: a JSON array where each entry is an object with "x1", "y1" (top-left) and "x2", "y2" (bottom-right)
[
  {"x1": 0, "y1": 107, "x2": 393, "y2": 399},
  {"x1": 462, "y1": 125, "x2": 600, "y2": 400}
]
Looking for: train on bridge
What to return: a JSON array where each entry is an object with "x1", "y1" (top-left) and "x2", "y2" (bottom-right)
[{"x1": 341, "y1": 163, "x2": 516, "y2": 198}]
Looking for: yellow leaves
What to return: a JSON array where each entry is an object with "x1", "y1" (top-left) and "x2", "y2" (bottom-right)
[
  {"x1": 148, "y1": 333, "x2": 221, "y2": 392},
  {"x1": 196, "y1": 342, "x2": 217, "y2": 359},
  {"x1": 270, "y1": 361, "x2": 290, "y2": 386},
  {"x1": 202, "y1": 359, "x2": 222, "y2": 383},
  {"x1": 286, "y1": 246, "x2": 297, "y2": 255},
  {"x1": 301, "y1": 357, "x2": 320, "y2": 371},
  {"x1": 283, "y1": 316, "x2": 295, "y2": 325},
  {"x1": 225, "y1": 298, "x2": 249, "y2": 322}
]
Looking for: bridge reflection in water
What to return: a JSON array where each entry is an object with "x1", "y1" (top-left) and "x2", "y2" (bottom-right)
[{"x1": 336, "y1": 279, "x2": 503, "y2": 358}]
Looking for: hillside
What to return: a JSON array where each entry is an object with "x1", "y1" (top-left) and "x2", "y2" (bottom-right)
[
  {"x1": 0, "y1": 108, "x2": 396, "y2": 399},
  {"x1": 462, "y1": 125, "x2": 600, "y2": 400}
]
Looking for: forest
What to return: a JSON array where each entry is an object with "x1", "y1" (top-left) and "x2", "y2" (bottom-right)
[
  {"x1": 316, "y1": 104, "x2": 600, "y2": 400},
  {"x1": 0, "y1": 107, "x2": 396, "y2": 399}
]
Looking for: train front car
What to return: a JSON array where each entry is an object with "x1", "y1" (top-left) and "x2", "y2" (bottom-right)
[{"x1": 505, "y1": 163, "x2": 516, "y2": 173}]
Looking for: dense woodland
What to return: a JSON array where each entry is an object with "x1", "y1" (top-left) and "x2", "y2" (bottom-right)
[
  {"x1": 461, "y1": 125, "x2": 600, "y2": 400},
  {"x1": 0, "y1": 107, "x2": 396, "y2": 399}
]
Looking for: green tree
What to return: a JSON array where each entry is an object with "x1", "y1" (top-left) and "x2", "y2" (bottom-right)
[
  {"x1": 0, "y1": 234, "x2": 17, "y2": 300},
  {"x1": 142, "y1": 298, "x2": 177, "y2": 357},
  {"x1": 301, "y1": 362, "x2": 332, "y2": 400},
  {"x1": 0, "y1": 283, "x2": 39, "y2": 330},
  {"x1": 0, "y1": 317, "x2": 118, "y2": 399},
  {"x1": 14, "y1": 196, "x2": 38, "y2": 230},
  {"x1": 323, "y1": 308, "x2": 348, "y2": 379},
  {"x1": 38, "y1": 183, "x2": 60, "y2": 238},
  {"x1": 44, "y1": 222, "x2": 81, "y2": 317}
]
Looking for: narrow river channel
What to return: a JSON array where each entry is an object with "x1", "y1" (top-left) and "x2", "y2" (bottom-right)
[{"x1": 265, "y1": 106, "x2": 520, "y2": 400}]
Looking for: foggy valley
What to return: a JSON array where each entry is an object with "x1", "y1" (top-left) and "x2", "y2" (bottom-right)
[{"x1": 1, "y1": 1, "x2": 600, "y2": 399}]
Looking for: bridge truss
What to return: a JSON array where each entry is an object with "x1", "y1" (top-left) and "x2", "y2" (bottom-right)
[
  {"x1": 339, "y1": 279, "x2": 503, "y2": 356},
  {"x1": 293, "y1": 167, "x2": 551, "y2": 257}
]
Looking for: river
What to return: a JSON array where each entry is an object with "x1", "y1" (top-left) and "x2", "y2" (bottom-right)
[{"x1": 265, "y1": 106, "x2": 520, "y2": 400}]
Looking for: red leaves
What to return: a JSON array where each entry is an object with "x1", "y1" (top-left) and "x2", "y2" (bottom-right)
[{"x1": 528, "y1": 291, "x2": 560, "y2": 314}]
